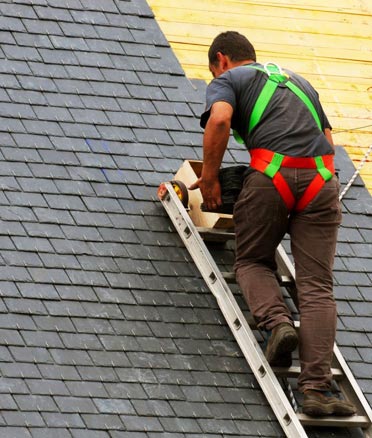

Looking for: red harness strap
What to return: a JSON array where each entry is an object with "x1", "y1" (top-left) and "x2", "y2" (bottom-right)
[{"x1": 250, "y1": 148, "x2": 335, "y2": 212}]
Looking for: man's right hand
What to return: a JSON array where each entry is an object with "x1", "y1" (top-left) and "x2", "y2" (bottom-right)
[{"x1": 189, "y1": 177, "x2": 222, "y2": 212}]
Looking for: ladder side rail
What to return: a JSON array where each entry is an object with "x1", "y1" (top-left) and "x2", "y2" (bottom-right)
[
  {"x1": 159, "y1": 182, "x2": 308, "y2": 438},
  {"x1": 275, "y1": 242, "x2": 372, "y2": 433},
  {"x1": 333, "y1": 345, "x2": 372, "y2": 435}
]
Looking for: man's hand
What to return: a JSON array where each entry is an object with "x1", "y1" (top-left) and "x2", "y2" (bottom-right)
[{"x1": 189, "y1": 177, "x2": 222, "y2": 211}]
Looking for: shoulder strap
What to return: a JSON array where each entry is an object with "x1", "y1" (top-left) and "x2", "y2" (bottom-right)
[{"x1": 233, "y1": 63, "x2": 322, "y2": 143}]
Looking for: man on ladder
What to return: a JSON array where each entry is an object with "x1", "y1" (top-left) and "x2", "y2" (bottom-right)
[{"x1": 190, "y1": 30, "x2": 356, "y2": 417}]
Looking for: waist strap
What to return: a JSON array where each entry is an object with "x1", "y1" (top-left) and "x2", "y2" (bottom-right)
[{"x1": 250, "y1": 148, "x2": 335, "y2": 212}]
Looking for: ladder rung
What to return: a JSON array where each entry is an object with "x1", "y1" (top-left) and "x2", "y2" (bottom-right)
[
  {"x1": 273, "y1": 366, "x2": 344, "y2": 381},
  {"x1": 297, "y1": 413, "x2": 370, "y2": 428},
  {"x1": 197, "y1": 227, "x2": 235, "y2": 241},
  {"x1": 222, "y1": 271, "x2": 294, "y2": 289},
  {"x1": 221, "y1": 272, "x2": 236, "y2": 283},
  {"x1": 279, "y1": 275, "x2": 294, "y2": 286}
]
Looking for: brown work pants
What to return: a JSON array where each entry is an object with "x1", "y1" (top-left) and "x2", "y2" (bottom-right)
[{"x1": 233, "y1": 167, "x2": 342, "y2": 393}]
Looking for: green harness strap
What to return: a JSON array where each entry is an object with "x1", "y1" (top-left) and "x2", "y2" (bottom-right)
[{"x1": 233, "y1": 63, "x2": 322, "y2": 144}]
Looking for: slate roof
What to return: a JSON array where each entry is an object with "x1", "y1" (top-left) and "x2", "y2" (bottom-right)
[{"x1": 0, "y1": 1, "x2": 371, "y2": 437}]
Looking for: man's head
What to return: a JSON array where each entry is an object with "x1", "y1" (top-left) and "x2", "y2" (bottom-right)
[{"x1": 208, "y1": 31, "x2": 256, "y2": 78}]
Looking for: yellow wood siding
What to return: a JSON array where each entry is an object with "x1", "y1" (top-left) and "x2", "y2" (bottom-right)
[{"x1": 148, "y1": 0, "x2": 372, "y2": 192}]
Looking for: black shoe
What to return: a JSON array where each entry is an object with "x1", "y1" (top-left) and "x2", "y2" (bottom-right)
[
  {"x1": 303, "y1": 390, "x2": 356, "y2": 417},
  {"x1": 265, "y1": 322, "x2": 298, "y2": 367}
]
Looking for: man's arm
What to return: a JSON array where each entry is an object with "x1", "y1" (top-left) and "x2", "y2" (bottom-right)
[
  {"x1": 324, "y1": 128, "x2": 335, "y2": 151},
  {"x1": 190, "y1": 101, "x2": 233, "y2": 211}
]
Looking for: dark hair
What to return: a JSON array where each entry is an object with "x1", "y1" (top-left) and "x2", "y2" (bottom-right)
[{"x1": 208, "y1": 31, "x2": 256, "y2": 65}]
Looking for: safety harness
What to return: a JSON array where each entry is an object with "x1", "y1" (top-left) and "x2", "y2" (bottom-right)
[{"x1": 234, "y1": 63, "x2": 335, "y2": 212}]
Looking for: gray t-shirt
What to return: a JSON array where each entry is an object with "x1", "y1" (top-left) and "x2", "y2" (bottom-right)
[{"x1": 200, "y1": 63, "x2": 333, "y2": 157}]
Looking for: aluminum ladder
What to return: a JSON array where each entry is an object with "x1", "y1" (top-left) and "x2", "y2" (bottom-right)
[{"x1": 158, "y1": 181, "x2": 372, "y2": 438}]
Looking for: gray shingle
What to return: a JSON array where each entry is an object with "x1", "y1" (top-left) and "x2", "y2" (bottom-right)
[{"x1": 0, "y1": 1, "x2": 369, "y2": 437}]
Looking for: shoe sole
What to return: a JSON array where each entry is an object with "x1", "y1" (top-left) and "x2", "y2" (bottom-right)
[
  {"x1": 303, "y1": 400, "x2": 356, "y2": 417},
  {"x1": 266, "y1": 328, "x2": 298, "y2": 365}
]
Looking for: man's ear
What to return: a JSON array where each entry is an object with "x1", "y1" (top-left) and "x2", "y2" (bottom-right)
[{"x1": 216, "y1": 52, "x2": 229, "y2": 71}]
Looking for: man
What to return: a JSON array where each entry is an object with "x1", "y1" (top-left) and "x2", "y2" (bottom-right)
[{"x1": 190, "y1": 31, "x2": 356, "y2": 416}]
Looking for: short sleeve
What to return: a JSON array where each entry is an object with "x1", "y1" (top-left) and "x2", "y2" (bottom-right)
[{"x1": 200, "y1": 73, "x2": 236, "y2": 128}]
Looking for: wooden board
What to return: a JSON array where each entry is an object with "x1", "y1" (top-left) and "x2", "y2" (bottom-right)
[{"x1": 148, "y1": 0, "x2": 372, "y2": 193}]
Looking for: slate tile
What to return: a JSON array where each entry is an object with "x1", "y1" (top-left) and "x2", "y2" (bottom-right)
[
  {"x1": 0, "y1": 427, "x2": 31, "y2": 438},
  {"x1": 56, "y1": 285, "x2": 98, "y2": 301},
  {"x1": 111, "y1": 320, "x2": 152, "y2": 337},
  {"x1": 42, "y1": 411, "x2": 84, "y2": 428},
  {"x1": 127, "y1": 352, "x2": 169, "y2": 370},
  {"x1": 71, "y1": 317, "x2": 115, "y2": 335},
  {"x1": 26, "y1": 378, "x2": 69, "y2": 396},
  {"x1": 0, "y1": 15, "x2": 26, "y2": 32},
  {"x1": 30, "y1": 428, "x2": 73, "y2": 438},
  {"x1": 23, "y1": 119, "x2": 64, "y2": 137},
  {"x1": 75, "y1": 365, "x2": 118, "y2": 382},
  {"x1": 50, "y1": 35, "x2": 89, "y2": 52},
  {"x1": 34, "y1": 207, "x2": 75, "y2": 225},
  {"x1": 82, "y1": 95, "x2": 121, "y2": 112},
  {"x1": 13, "y1": 236, "x2": 54, "y2": 253},
  {"x1": 104, "y1": 382, "x2": 147, "y2": 400},
  {"x1": 61, "y1": 225, "x2": 102, "y2": 241},
  {"x1": 43, "y1": 300, "x2": 86, "y2": 317},
  {"x1": 89, "y1": 350, "x2": 130, "y2": 367},
  {"x1": 28, "y1": 267, "x2": 71, "y2": 285},
  {"x1": 70, "y1": 8, "x2": 108, "y2": 25},
  {"x1": 33, "y1": 315, "x2": 75, "y2": 332},
  {"x1": 91, "y1": 182, "x2": 132, "y2": 199},
  {"x1": 46, "y1": 92, "x2": 85, "y2": 110},
  {"x1": 18, "y1": 178, "x2": 59, "y2": 194},
  {"x1": 38, "y1": 48, "x2": 79, "y2": 68},
  {"x1": 70, "y1": 430, "x2": 110, "y2": 438},
  {"x1": 59, "y1": 20, "x2": 99, "y2": 38},
  {"x1": 121, "y1": 415, "x2": 163, "y2": 432},
  {"x1": 10, "y1": 346, "x2": 53, "y2": 364},
  {"x1": 55, "y1": 396, "x2": 98, "y2": 414},
  {"x1": 94, "y1": 398, "x2": 135, "y2": 415},
  {"x1": 2, "y1": 250, "x2": 43, "y2": 268},
  {"x1": 60, "y1": 332, "x2": 101, "y2": 351},
  {"x1": 21, "y1": 330, "x2": 63, "y2": 349},
  {"x1": 0, "y1": 102, "x2": 36, "y2": 119},
  {"x1": 83, "y1": 196, "x2": 123, "y2": 213},
  {"x1": 3, "y1": 410, "x2": 45, "y2": 427},
  {"x1": 37, "y1": 363, "x2": 81, "y2": 381},
  {"x1": 0, "y1": 376, "x2": 29, "y2": 394},
  {"x1": 55, "y1": 179, "x2": 95, "y2": 196},
  {"x1": 161, "y1": 417, "x2": 202, "y2": 434},
  {"x1": 0, "y1": 265, "x2": 32, "y2": 282},
  {"x1": 39, "y1": 253, "x2": 80, "y2": 270},
  {"x1": 334, "y1": 271, "x2": 370, "y2": 286},
  {"x1": 65, "y1": 381, "x2": 108, "y2": 398},
  {"x1": 81, "y1": 301, "x2": 122, "y2": 318},
  {"x1": 49, "y1": 346, "x2": 92, "y2": 372},
  {"x1": 0, "y1": 394, "x2": 18, "y2": 416},
  {"x1": 5, "y1": 297, "x2": 48, "y2": 315},
  {"x1": 34, "y1": 4, "x2": 73, "y2": 21},
  {"x1": 5, "y1": 191, "x2": 47, "y2": 208},
  {"x1": 0, "y1": 344, "x2": 13, "y2": 362},
  {"x1": 0, "y1": 362, "x2": 42, "y2": 379},
  {"x1": 33, "y1": 105, "x2": 74, "y2": 123},
  {"x1": 81, "y1": 413, "x2": 124, "y2": 431},
  {"x1": 14, "y1": 32, "x2": 53, "y2": 50},
  {"x1": 142, "y1": 383, "x2": 184, "y2": 401},
  {"x1": 115, "y1": 368, "x2": 157, "y2": 385},
  {"x1": 45, "y1": 194, "x2": 85, "y2": 211},
  {"x1": 50, "y1": 238, "x2": 91, "y2": 256},
  {"x1": 132, "y1": 399, "x2": 173, "y2": 418},
  {"x1": 154, "y1": 369, "x2": 194, "y2": 386}
]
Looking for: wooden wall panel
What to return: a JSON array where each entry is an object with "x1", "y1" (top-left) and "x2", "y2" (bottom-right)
[{"x1": 148, "y1": 0, "x2": 372, "y2": 192}]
